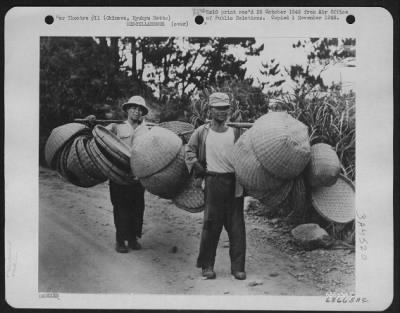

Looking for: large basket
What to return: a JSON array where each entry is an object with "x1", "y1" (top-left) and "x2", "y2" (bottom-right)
[
  {"x1": 92, "y1": 125, "x2": 131, "y2": 169},
  {"x1": 305, "y1": 143, "x2": 341, "y2": 187},
  {"x1": 230, "y1": 130, "x2": 287, "y2": 192},
  {"x1": 55, "y1": 139, "x2": 75, "y2": 182},
  {"x1": 250, "y1": 112, "x2": 311, "y2": 180},
  {"x1": 311, "y1": 174, "x2": 355, "y2": 224},
  {"x1": 87, "y1": 138, "x2": 136, "y2": 185},
  {"x1": 140, "y1": 146, "x2": 189, "y2": 199},
  {"x1": 66, "y1": 136, "x2": 102, "y2": 188},
  {"x1": 248, "y1": 179, "x2": 294, "y2": 208},
  {"x1": 158, "y1": 121, "x2": 195, "y2": 144},
  {"x1": 45, "y1": 123, "x2": 90, "y2": 169},
  {"x1": 131, "y1": 126, "x2": 182, "y2": 178},
  {"x1": 172, "y1": 176, "x2": 205, "y2": 213}
]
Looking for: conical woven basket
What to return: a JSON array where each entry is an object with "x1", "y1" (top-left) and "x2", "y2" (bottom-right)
[
  {"x1": 230, "y1": 130, "x2": 287, "y2": 192},
  {"x1": 250, "y1": 112, "x2": 311, "y2": 180},
  {"x1": 288, "y1": 175, "x2": 307, "y2": 215},
  {"x1": 92, "y1": 125, "x2": 131, "y2": 168},
  {"x1": 172, "y1": 176, "x2": 205, "y2": 213},
  {"x1": 87, "y1": 138, "x2": 136, "y2": 185},
  {"x1": 305, "y1": 143, "x2": 341, "y2": 187},
  {"x1": 131, "y1": 126, "x2": 182, "y2": 178},
  {"x1": 45, "y1": 123, "x2": 90, "y2": 169},
  {"x1": 66, "y1": 136, "x2": 102, "y2": 187},
  {"x1": 248, "y1": 179, "x2": 294, "y2": 208},
  {"x1": 311, "y1": 174, "x2": 355, "y2": 223},
  {"x1": 158, "y1": 121, "x2": 195, "y2": 144},
  {"x1": 140, "y1": 146, "x2": 189, "y2": 199}
]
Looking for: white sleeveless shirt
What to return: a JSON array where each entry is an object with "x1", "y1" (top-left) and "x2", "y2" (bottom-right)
[{"x1": 205, "y1": 127, "x2": 235, "y2": 173}]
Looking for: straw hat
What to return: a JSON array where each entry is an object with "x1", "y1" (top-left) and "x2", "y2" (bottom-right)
[
  {"x1": 121, "y1": 95, "x2": 149, "y2": 115},
  {"x1": 172, "y1": 176, "x2": 205, "y2": 213},
  {"x1": 311, "y1": 174, "x2": 355, "y2": 223}
]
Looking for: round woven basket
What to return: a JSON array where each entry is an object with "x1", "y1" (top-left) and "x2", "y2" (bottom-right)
[
  {"x1": 248, "y1": 179, "x2": 294, "y2": 208},
  {"x1": 288, "y1": 175, "x2": 307, "y2": 215},
  {"x1": 55, "y1": 139, "x2": 75, "y2": 181},
  {"x1": 131, "y1": 126, "x2": 182, "y2": 178},
  {"x1": 140, "y1": 146, "x2": 189, "y2": 199},
  {"x1": 311, "y1": 174, "x2": 355, "y2": 224},
  {"x1": 250, "y1": 112, "x2": 311, "y2": 180},
  {"x1": 76, "y1": 135, "x2": 108, "y2": 182},
  {"x1": 158, "y1": 121, "x2": 195, "y2": 144},
  {"x1": 172, "y1": 176, "x2": 205, "y2": 213},
  {"x1": 66, "y1": 137, "x2": 102, "y2": 187},
  {"x1": 305, "y1": 143, "x2": 341, "y2": 187},
  {"x1": 230, "y1": 130, "x2": 287, "y2": 192},
  {"x1": 45, "y1": 123, "x2": 90, "y2": 169},
  {"x1": 92, "y1": 125, "x2": 131, "y2": 168},
  {"x1": 87, "y1": 138, "x2": 136, "y2": 185}
]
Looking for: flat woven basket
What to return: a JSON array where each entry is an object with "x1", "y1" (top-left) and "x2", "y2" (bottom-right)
[
  {"x1": 248, "y1": 179, "x2": 294, "y2": 208},
  {"x1": 140, "y1": 146, "x2": 189, "y2": 199},
  {"x1": 311, "y1": 174, "x2": 355, "y2": 223},
  {"x1": 230, "y1": 130, "x2": 287, "y2": 192},
  {"x1": 172, "y1": 176, "x2": 205, "y2": 213},
  {"x1": 87, "y1": 138, "x2": 136, "y2": 185},
  {"x1": 45, "y1": 123, "x2": 90, "y2": 169},
  {"x1": 92, "y1": 125, "x2": 131, "y2": 168},
  {"x1": 288, "y1": 175, "x2": 307, "y2": 215},
  {"x1": 131, "y1": 126, "x2": 182, "y2": 178},
  {"x1": 66, "y1": 136, "x2": 102, "y2": 188},
  {"x1": 250, "y1": 112, "x2": 311, "y2": 180},
  {"x1": 305, "y1": 143, "x2": 341, "y2": 187},
  {"x1": 158, "y1": 121, "x2": 195, "y2": 144}
]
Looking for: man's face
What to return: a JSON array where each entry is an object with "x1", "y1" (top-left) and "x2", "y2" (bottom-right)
[
  {"x1": 211, "y1": 106, "x2": 230, "y2": 122},
  {"x1": 127, "y1": 104, "x2": 143, "y2": 122}
]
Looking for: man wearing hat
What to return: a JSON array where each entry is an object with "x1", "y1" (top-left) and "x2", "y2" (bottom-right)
[
  {"x1": 185, "y1": 92, "x2": 246, "y2": 280},
  {"x1": 87, "y1": 95, "x2": 150, "y2": 253}
]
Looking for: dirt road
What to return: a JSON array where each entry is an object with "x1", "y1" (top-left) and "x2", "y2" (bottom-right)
[{"x1": 39, "y1": 167, "x2": 354, "y2": 295}]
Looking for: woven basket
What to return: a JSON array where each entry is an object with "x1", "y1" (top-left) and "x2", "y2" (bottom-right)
[
  {"x1": 140, "y1": 146, "x2": 189, "y2": 199},
  {"x1": 311, "y1": 174, "x2": 355, "y2": 223},
  {"x1": 248, "y1": 179, "x2": 294, "y2": 208},
  {"x1": 55, "y1": 139, "x2": 75, "y2": 181},
  {"x1": 305, "y1": 143, "x2": 341, "y2": 187},
  {"x1": 250, "y1": 112, "x2": 311, "y2": 180},
  {"x1": 131, "y1": 126, "x2": 182, "y2": 178},
  {"x1": 92, "y1": 125, "x2": 131, "y2": 168},
  {"x1": 76, "y1": 135, "x2": 108, "y2": 182},
  {"x1": 158, "y1": 121, "x2": 195, "y2": 144},
  {"x1": 230, "y1": 130, "x2": 287, "y2": 192},
  {"x1": 288, "y1": 175, "x2": 307, "y2": 214},
  {"x1": 87, "y1": 138, "x2": 136, "y2": 185},
  {"x1": 66, "y1": 137, "x2": 102, "y2": 187},
  {"x1": 172, "y1": 176, "x2": 205, "y2": 213},
  {"x1": 45, "y1": 123, "x2": 90, "y2": 169}
]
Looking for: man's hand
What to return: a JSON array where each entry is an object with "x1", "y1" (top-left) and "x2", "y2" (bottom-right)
[{"x1": 193, "y1": 162, "x2": 206, "y2": 178}]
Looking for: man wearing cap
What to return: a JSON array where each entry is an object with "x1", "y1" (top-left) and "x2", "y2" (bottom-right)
[
  {"x1": 87, "y1": 95, "x2": 150, "y2": 253},
  {"x1": 185, "y1": 92, "x2": 246, "y2": 280}
]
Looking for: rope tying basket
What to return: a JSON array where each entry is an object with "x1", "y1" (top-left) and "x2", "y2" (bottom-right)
[
  {"x1": 158, "y1": 121, "x2": 195, "y2": 144},
  {"x1": 131, "y1": 126, "x2": 182, "y2": 178},
  {"x1": 140, "y1": 146, "x2": 189, "y2": 199},
  {"x1": 230, "y1": 130, "x2": 287, "y2": 192},
  {"x1": 172, "y1": 176, "x2": 205, "y2": 213},
  {"x1": 311, "y1": 174, "x2": 355, "y2": 224},
  {"x1": 250, "y1": 112, "x2": 311, "y2": 180},
  {"x1": 305, "y1": 143, "x2": 341, "y2": 187},
  {"x1": 45, "y1": 123, "x2": 90, "y2": 169}
]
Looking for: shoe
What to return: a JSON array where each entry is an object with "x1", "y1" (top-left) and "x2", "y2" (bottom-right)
[
  {"x1": 129, "y1": 240, "x2": 142, "y2": 250},
  {"x1": 115, "y1": 241, "x2": 129, "y2": 253},
  {"x1": 231, "y1": 271, "x2": 246, "y2": 280},
  {"x1": 202, "y1": 267, "x2": 216, "y2": 279}
]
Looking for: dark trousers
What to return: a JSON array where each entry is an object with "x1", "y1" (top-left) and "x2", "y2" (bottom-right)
[
  {"x1": 196, "y1": 173, "x2": 246, "y2": 272},
  {"x1": 109, "y1": 180, "x2": 145, "y2": 243}
]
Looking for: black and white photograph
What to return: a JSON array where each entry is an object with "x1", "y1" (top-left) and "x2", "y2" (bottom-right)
[{"x1": 4, "y1": 6, "x2": 394, "y2": 311}]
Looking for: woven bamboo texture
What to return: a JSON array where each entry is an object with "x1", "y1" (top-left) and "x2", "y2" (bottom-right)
[
  {"x1": 306, "y1": 143, "x2": 341, "y2": 187},
  {"x1": 131, "y1": 126, "x2": 182, "y2": 178},
  {"x1": 76, "y1": 135, "x2": 108, "y2": 182},
  {"x1": 55, "y1": 140, "x2": 75, "y2": 181},
  {"x1": 311, "y1": 174, "x2": 355, "y2": 223},
  {"x1": 172, "y1": 176, "x2": 205, "y2": 213},
  {"x1": 87, "y1": 138, "x2": 136, "y2": 185},
  {"x1": 45, "y1": 123, "x2": 90, "y2": 169},
  {"x1": 158, "y1": 121, "x2": 195, "y2": 144},
  {"x1": 140, "y1": 146, "x2": 189, "y2": 199},
  {"x1": 248, "y1": 179, "x2": 294, "y2": 208},
  {"x1": 230, "y1": 130, "x2": 287, "y2": 192},
  {"x1": 250, "y1": 112, "x2": 311, "y2": 180},
  {"x1": 66, "y1": 137, "x2": 101, "y2": 187},
  {"x1": 288, "y1": 175, "x2": 307, "y2": 215},
  {"x1": 92, "y1": 125, "x2": 131, "y2": 168}
]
